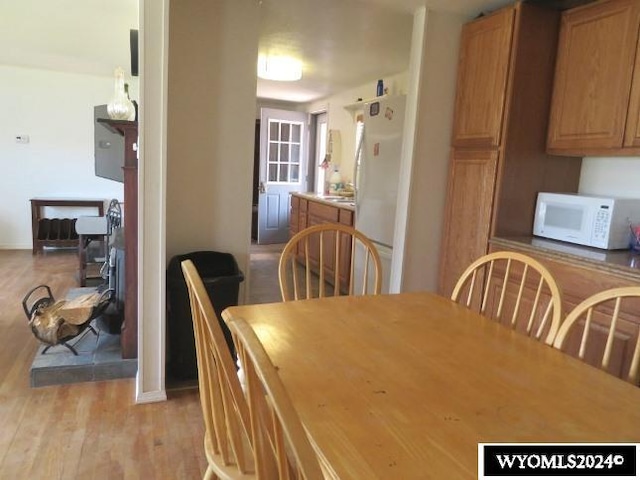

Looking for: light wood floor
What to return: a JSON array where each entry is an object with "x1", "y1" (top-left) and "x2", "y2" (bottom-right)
[{"x1": 0, "y1": 250, "x2": 206, "y2": 479}]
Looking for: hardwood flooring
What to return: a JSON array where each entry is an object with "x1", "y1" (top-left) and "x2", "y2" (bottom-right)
[{"x1": 0, "y1": 250, "x2": 206, "y2": 479}]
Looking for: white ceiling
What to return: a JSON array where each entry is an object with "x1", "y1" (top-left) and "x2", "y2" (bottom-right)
[
  {"x1": 256, "y1": 0, "x2": 515, "y2": 103},
  {"x1": 0, "y1": 0, "x2": 517, "y2": 103},
  {"x1": 0, "y1": 0, "x2": 138, "y2": 78}
]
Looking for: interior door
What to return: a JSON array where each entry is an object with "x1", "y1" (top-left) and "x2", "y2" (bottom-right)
[{"x1": 258, "y1": 108, "x2": 308, "y2": 244}]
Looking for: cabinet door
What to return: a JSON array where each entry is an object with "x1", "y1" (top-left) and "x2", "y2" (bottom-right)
[
  {"x1": 290, "y1": 196, "x2": 301, "y2": 258},
  {"x1": 451, "y1": 7, "x2": 515, "y2": 148},
  {"x1": 547, "y1": 0, "x2": 640, "y2": 151},
  {"x1": 290, "y1": 195, "x2": 300, "y2": 235},
  {"x1": 438, "y1": 149, "x2": 499, "y2": 296},
  {"x1": 307, "y1": 202, "x2": 339, "y2": 282},
  {"x1": 625, "y1": 33, "x2": 640, "y2": 147}
]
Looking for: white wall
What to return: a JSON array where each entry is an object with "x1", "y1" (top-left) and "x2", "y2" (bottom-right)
[
  {"x1": 306, "y1": 72, "x2": 409, "y2": 183},
  {"x1": 394, "y1": 9, "x2": 467, "y2": 293},
  {"x1": 0, "y1": 65, "x2": 130, "y2": 249},
  {"x1": 166, "y1": 0, "x2": 259, "y2": 302},
  {"x1": 579, "y1": 157, "x2": 640, "y2": 198},
  {"x1": 256, "y1": 99, "x2": 306, "y2": 118},
  {"x1": 137, "y1": 0, "x2": 168, "y2": 403}
]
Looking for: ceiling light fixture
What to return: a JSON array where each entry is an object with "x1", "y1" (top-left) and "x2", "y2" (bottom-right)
[{"x1": 257, "y1": 54, "x2": 303, "y2": 82}]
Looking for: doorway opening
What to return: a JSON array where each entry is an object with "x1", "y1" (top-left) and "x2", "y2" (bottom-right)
[{"x1": 253, "y1": 108, "x2": 309, "y2": 245}]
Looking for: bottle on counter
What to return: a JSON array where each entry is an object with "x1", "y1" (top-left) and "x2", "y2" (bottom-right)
[{"x1": 329, "y1": 168, "x2": 342, "y2": 195}]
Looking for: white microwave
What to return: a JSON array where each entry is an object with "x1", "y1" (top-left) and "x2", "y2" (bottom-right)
[{"x1": 533, "y1": 193, "x2": 640, "y2": 250}]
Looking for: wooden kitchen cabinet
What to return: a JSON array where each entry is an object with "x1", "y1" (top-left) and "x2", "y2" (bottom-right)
[
  {"x1": 289, "y1": 193, "x2": 354, "y2": 292},
  {"x1": 439, "y1": 150, "x2": 498, "y2": 296},
  {"x1": 438, "y1": 2, "x2": 582, "y2": 296},
  {"x1": 451, "y1": 7, "x2": 515, "y2": 148},
  {"x1": 547, "y1": 0, "x2": 640, "y2": 155},
  {"x1": 623, "y1": 15, "x2": 640, "y2": 147},
  {"x1": 490, "y1": 240, "x2": 640, "y2": 381}
]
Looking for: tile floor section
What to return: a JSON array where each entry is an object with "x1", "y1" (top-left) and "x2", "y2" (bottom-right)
[
  {"x1": 30, "y1": 322, "x2": 137, "y2": 387},
  {"x1": 247, "y1": 242, "x2": 286, "y2": 304}
]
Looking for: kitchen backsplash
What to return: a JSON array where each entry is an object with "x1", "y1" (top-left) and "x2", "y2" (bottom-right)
[{"x1": 579, "y1": 157, "x2": 640, "y2": 198}]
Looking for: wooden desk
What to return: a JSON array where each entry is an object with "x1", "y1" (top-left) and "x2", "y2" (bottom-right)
[{"x1": 222, "y1": 292, "x2": 640, "y2": 479}]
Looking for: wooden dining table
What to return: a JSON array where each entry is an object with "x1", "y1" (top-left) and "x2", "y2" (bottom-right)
[{"x1": 221, "y1": 292, "x2": 640, "y2": 479}]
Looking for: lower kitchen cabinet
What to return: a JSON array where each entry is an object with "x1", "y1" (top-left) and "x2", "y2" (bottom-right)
[
  {"x1": 438, "y1": 149, "x2": 499, "y2": 297},
  {"x1": 290, "y1": 193, "x2": 355, "y2": 292},
  {"x1": 490, "y1": 239, "x2": 640, "y2": 381}
]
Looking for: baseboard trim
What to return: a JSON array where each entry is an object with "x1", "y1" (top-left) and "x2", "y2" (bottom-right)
[
  {"x1": 135, "y1": 371, "x2": 167, "y2": 404},
  {"x1": 135, "y1": 388, "x2": 167, "y2": 404}
]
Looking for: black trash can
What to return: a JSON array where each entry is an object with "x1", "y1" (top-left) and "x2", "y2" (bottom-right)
[{"x1": 167, "y1": 251, "x2": 244, "y2": 380}]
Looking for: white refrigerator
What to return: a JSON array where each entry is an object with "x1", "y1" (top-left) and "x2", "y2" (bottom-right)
[{"x1": 354, "y1": 95, "x2": 406, "y2": 294}]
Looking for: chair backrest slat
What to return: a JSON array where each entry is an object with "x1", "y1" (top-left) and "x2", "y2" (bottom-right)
[
  {"x1": 629, "y1": 333, "x2": 640, "y2": 384},
  {"x1": 602, "y1": 297, "x2": 622, "y2": 371},
  {"x1": 349, "y1": 236, "x2": 356, "y2": 295},
  {"x1": 333, "y1": 231, "x2": 340, "y2": 296},
  {"x1": 480, "y1": 260, "x2": 495, "y2": 314},
  {"x1": 511, "y1": 263, "x2": 528, "y2": 327},
  {"x1": 495, "y1": 258, "x2": 512, "y2": 319},
  {"x1": 529, "y1": 277, "x2": 545, "y2": 336}
]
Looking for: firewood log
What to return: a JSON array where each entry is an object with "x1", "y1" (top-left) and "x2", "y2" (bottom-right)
[{"x1": 58, "y1": 292, "x2": 107, "y2": 325}]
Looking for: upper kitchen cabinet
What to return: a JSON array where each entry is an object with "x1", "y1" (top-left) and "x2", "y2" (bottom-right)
[
  {"x1": 451, "y1": 8, "x2": 515, "y2": 148},
  {"x1": 438, "y1": 2, "x2": 582, "y2": 296},
  {"x1": 547, "y1": 0, "x2": 640, "y2": 155}
]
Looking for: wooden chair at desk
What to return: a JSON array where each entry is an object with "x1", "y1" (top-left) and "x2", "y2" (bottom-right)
[
  {"x1": 182, "y1": 260, "x2": 255, "y2": 479},
  {"x1": 229, "y1": 319, "x2": 324, "y2": 480},
  {"x1": 554, "y1": 286, "x2": 640, "y2": 385},
  {"x1": 279, "y1": 223, "x2": 382, "y2": 301},
  {"x1": 451, "y1": 251, "x2": 563, "y2": 345}
]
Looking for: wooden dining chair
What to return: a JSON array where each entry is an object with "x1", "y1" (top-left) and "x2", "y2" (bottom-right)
[
  {"x1": 451, "y1": 251, "x2": 563, "y2": 345},
  {"x1": 229, "y1": 318, "x2": 325, "y2": 480},
  {"x1": 181, "y1": 260, "x2": 256, "y2": 480},
  {"x1": 279, "y1": 223, "x2": 382, "y2": 301},
  {"x1": 553, "y1": 286, "x2": 640, "y2": 385}
]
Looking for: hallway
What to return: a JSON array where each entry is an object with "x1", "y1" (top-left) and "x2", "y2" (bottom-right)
[{"x1": 247, "y1": 242, "x2": 284, "y2": 304}]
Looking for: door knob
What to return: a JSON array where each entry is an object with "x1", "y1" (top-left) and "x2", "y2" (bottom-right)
[{"x1": 259, "y1": 181, "x2": 266, "y2": 194}]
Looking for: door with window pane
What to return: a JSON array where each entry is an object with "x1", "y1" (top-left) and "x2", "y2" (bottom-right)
[{"x1": 258, "y1": 108, "x2": 308, "y2": 244}]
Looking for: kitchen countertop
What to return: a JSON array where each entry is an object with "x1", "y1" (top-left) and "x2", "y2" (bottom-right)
[
  {"x1": 491, "y1": 235, "x2": 640, "y2": 282},
  {"x1": 291, "y1": 192, "x2": 355, "y2": 210}
]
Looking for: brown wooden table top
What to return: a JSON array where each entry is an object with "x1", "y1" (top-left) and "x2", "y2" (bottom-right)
[{"x1": 222, "y1": 292, "x2": 640, "y2": 479}]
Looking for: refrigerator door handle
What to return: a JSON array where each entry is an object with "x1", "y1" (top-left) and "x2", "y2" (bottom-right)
[{"x1": 353, "y1": 125, "x2": 365, "y2": 216}]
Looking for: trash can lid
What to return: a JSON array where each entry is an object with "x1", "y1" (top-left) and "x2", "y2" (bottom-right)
[{"x1": 168, "y1": 251, "x2": 241, "y2": 279}]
